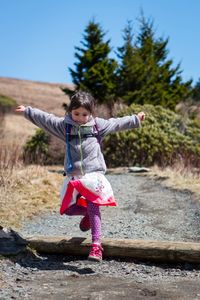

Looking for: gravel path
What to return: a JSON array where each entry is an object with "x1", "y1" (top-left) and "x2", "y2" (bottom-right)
[
  {"x1": 1, "y1": 173, "x2": 200, "y2": 300},
  {"x1": 20, "y1": 173, "x2": 200, "y2": 242}
]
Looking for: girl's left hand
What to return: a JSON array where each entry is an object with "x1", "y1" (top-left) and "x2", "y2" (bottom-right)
[{"x1": 138, "y1": 111, "x2": 145, "y2": 121}]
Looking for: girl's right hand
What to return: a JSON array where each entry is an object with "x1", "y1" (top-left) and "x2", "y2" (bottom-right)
[{"x1": 15, "y1": 105, "x2": 26, "y2": 112}]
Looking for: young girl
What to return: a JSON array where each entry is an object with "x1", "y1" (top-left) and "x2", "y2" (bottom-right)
[{"x1": 16, "y1": 90, "x2": 145, "y2": 262}]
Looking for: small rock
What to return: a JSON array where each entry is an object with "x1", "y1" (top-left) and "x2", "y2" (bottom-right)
[
  {"x1": 129, "y1": 166, "x2": 150, "y2": 173},
  {"x1": 0, "y1": 227, "x2": 28, "y2": 256}
]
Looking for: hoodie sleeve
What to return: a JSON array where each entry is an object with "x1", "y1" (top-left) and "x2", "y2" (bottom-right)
[
  {"x1": 24, "y1": 106, "x2": 66, "y2": 142},
  {"x1": 95, "y1": 115, "x2": 141, "y2": 137}
]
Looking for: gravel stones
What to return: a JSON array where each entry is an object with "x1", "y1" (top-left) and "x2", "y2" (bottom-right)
[{"x1": 1, "y1": 173, "x2": 200, "y2": 299}]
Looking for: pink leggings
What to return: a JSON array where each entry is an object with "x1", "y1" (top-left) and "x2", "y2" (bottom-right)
[{"x1": 65, "y1": 201, "x2": 101, "y2": 243}]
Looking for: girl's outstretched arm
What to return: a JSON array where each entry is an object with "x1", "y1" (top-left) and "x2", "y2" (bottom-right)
[
  {"x1": 15, "y1": 105, "x2": 66, "y2": 142},
  {"x1": 95, "y1": 111, "x2": 145, "y2": 137}
]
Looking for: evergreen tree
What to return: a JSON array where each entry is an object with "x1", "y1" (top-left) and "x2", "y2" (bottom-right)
[
  {"x1": 69, "y1": 20, "x2": 118, "y2": 104},
  {"x1": 117, "y1": 15, "x2": 192, "y2": 109},
  {"x1": 116, "y1": 20, "x2": 136, "y2": 96},
  {"x1": 192, "y1": 78, "x2": 200, "y2": 102}
]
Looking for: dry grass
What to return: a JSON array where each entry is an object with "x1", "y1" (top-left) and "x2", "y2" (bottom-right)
[
  {"x1": 0, "y1": 85, "x2": 66, "y2": 229},
  {"x1": 4, "y1": 114, "x2": 38, "y2": 143},
  {"x1": 150, "y1": 164, "x2": 200, "y2": 200},
  {"x1": 0, "y1": 165, "x2": 63, "y2": 229},
  {"x1": 0, "y1": 115, "x2": 35, "y2": 172}
]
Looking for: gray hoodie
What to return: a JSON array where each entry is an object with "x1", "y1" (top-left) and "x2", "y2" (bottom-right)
[{"x1": 24, "y1": 106, "x2": 141, "y2": 176}]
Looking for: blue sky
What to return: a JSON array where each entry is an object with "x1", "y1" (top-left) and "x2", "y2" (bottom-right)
[{"x1": 1, "y1": 0, "x2": 200, "y2": 86}]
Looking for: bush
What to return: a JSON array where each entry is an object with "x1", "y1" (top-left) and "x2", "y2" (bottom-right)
[
  {"x1": 103, "y1": 104, "x2": 200, "y2": 168},
  {"x1": 23, "y1": 129, "x2": 50, "y2": 164},
  {"x1": 23, "y1": 129, "x2": 65, "y2": 166},
  {"x1": 0, "y1": 94, "x2": 17, "y2": 113},
  {"x1": 0, "y1": 94, "x2": 17, "y2": 134}
]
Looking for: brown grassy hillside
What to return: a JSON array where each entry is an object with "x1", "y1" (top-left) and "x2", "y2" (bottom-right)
[
  {"x1": 0, "y1": 77, "x2": 75, "y2": 144},
  {"x1": 0, "y1": 76, "x2": 124, "y2": 117},
  {"x1": 0, "y1": 77, "x2": 73, "y2": 116}
]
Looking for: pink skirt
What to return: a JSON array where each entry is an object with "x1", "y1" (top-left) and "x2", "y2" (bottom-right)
[{"x1": 60, "y1": 172, "x2": 117, "y2": 215}]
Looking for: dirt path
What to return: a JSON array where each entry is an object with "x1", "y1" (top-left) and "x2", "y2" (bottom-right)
[
  {"x1": 1, "y1": 252, "x2": 200, "y2": 300},
  {"x1": 1, "y1": 173, "x2": 200, "y2": 299}
]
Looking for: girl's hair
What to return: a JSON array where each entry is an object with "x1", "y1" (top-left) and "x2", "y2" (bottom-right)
[{"x1": 68, "y1": 90, "x2": 96, "y2": 113}]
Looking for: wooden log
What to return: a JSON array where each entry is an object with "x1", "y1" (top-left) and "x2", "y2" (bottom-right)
[{"x1": 26, "y1": 236, "x2": 200, "y2": 263}]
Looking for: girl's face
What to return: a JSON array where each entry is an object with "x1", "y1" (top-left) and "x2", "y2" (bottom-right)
[{"x1": 71, "y1": 107, "x2": 91, "y2": 125}]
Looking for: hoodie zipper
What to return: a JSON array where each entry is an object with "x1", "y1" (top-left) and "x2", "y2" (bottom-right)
[{"x1": 78, "y1": 126, "x2": 84, "y2": 175}]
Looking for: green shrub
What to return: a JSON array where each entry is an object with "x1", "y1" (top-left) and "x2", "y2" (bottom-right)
[
  {"x1": 0, "y1": 94, "x2": 17, "y2": 113},
  {"x1": 103, "y1": 104, "x2": 200, "y2": 168},
  {"x1": 23, "y1": 129, "x2": 50, "y2": 164}
]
